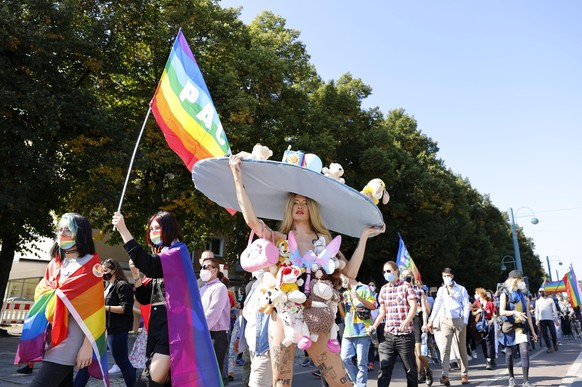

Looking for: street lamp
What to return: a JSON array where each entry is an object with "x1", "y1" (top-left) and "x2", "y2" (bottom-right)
[
  {"x1": 501, "y1": 255, "x2": 516, "y2": 271},
  {"x1": 545, "y1": 256, "x2": 563, "y2": 281},
  {"x1": 509, "y1": 207, "x2": 539, "y2": 274}
]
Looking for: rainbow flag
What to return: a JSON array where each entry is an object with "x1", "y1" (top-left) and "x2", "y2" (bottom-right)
[
  {"x1": 159, "y1": 242, "x2": 223, "y2": 386},
  {"x1": 396, "y1": 233, "x2": 422, "y2": 284},
  {"x1": 15, "y1": 255, "x2": 108, "y2": 386},
  {"x1": 564, "y1": 265, "x2": 581, "y2": 308},
  {"x1": 542, "y1": 278, "x2": 567, "y2": 294},
  {"x1": 152, "y1": 29, "x2": 230, "y2": 172}
]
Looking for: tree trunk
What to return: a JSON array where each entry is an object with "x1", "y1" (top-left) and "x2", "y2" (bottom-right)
[{"x1": 0, "y1": 236, "x2": 17, "y2": 310}]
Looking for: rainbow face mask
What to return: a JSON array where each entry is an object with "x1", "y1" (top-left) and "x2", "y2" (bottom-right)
[
  {"x1": 150, "y1": 231, "x2": 163, "y2": 246},
  {"x1": 58, "y1": 235, "x2": 76, "y2": 251}
]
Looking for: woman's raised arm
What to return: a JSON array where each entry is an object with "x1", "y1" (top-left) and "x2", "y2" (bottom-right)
[{"x1": 229, "y1": 154, "x2": 278, "y2": 241}]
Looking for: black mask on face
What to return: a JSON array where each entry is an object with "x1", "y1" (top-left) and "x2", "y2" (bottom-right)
[
  {"x1": 103, "y1": 272, "x2": 113, "y2": 281},
  {"x1": 539, "y1": 291, "x2": 546, "y2": 298},
  {"x1": 404, "y1": 276, "x2": 412, "y2": 283}
]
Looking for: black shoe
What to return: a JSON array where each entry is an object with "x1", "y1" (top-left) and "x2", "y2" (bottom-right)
[
  {"x1": 426, "y1": 368, "x2": 433, "y2": 386},
  {"x1": 312, "y1": 370, "x2": 321, "y2": 378},
  {"x1": 486, "y1": 360, "x2": 494, "y2": 370},
  {"x1": 17, "y1": 365, "x2": 33, "y2": 375}
]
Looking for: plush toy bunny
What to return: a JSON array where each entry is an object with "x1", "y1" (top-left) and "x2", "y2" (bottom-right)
[{"x1": 361, "y1": 178, "x2": 390, "y2": 205}]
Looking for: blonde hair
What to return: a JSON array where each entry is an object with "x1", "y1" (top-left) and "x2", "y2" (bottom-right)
[
  {"x1": 504, "y1": 277, "x2": 521, "y2": 291},
  {"x1": 279, "y1": 193, "x2": 331, "y2": 239}
]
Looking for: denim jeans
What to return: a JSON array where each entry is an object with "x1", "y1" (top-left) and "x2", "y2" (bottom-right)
[
  {"x1": 340, "y1": 335, "x2": 371, "y2": 387},
  {"x1": 539, "y1": 319, "x2": 558, "y2": 349},
  {"x1": 378, "y1": 332, "x2": 418, "y2": 387}
]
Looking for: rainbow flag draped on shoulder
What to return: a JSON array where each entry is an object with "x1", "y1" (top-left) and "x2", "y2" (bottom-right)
[
  {"x1": 159, "y1": 242, "x2": 223, "y2": 386},
  {"x1": 396, "y1": 233, "x2": 422, "y2": 284},
  {"x1": 15, "y1": 254, "x2": 108, "y2": 386},
  {"x1": 151, "y1": 29, "x2": 231, "y2": 172}
]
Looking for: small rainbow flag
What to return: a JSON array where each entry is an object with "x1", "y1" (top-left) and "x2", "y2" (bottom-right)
[
  {"x1": 152, "y1": 29, "x2": 230, "y2": 172},
  {"x1": 564, "y1": 265, "x2": 581, "y2": 308},
  {"x1": 396, "y1": 233, "x2": 422, "y2": 284},
  {"x1": 542, "y1": 278, "x2": 567, "y2": 294}
]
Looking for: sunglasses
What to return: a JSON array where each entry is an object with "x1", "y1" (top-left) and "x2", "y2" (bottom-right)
[
  {"x1": 383, "y1": 269, "x2": 393, "y2": 273},
  {"x1": 202, "y1": 264, "x2": 216, "y2": 270}
]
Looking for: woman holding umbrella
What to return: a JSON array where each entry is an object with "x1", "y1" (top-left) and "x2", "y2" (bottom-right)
[{"x1": 229, "y1": 153, "x2": 385, "y2": 386}]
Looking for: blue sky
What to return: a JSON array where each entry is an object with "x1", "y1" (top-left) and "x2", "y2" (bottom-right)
[{"x1": 221, "y1": 0, "x2": 582, "y2": 285}]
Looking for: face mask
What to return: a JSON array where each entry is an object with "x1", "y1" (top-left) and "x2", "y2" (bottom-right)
[
  {"x1": 200, "y1": 269, "x2": 212, "y2": 282},
  {"x1": 150, "y1": 231, "x2": 163, "y2": 246},
  {"x1": 369, "y1": 286, "x2": 376, "y2": 292},
  {"x1": 103, "y1": 272, "x2": 113, "y2": 281},
  {"x1": 58, "y1": 235, "x2": 76, "y2": 251},
  {"x1": 404, "y1": 276, "x2": 412, "y2": 283},
  {"x1": 539, "y1": 292, "x2": 546, "y2": 298},
  {"x1": 443, "y1": 277, "x2": 453, "y2": 286},
  {"x1": 384, "y1": 272, "x2": 395, "y2": 282},
  {"x1": 474, "y1": 294, "x2": 480, "y2": 300},
  {"x1": 517, "y1": 281, "x2": 526, "y2": 290}
]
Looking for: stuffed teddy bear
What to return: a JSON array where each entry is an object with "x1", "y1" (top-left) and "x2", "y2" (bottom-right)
[
  {"x1": 237, "y1": 143, "x2": 273, "y2": 160},
  {"x1": 276, "y1": 265, "x2": 306, "y2": 304},
  {"x1": 361, "y1": 178, "x2": 390, "y2": 205},
  {"x1": 303, "y1": 279, "x2": 342, "y2": 353},
  {"x1": 322, "y1": 163, "x2": 345, "y2": 183}
]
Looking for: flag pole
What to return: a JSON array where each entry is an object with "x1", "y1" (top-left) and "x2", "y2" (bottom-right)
[{"x1": 116, "y1": 105, "x2": 152, "y2": 215}]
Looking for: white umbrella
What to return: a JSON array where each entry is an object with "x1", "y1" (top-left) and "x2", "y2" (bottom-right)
[{"x1": 192, "y1": 157, "x2": 384, "y2": 238}]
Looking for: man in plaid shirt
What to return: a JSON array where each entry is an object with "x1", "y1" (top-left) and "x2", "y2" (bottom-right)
[{"x1": 372, "y1": 260, "x2": 418, "y2": 387}]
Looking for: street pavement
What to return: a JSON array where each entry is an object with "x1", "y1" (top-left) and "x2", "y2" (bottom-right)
[{"x1": 1, "y1": 325, "x2": 581, "y2": 386}]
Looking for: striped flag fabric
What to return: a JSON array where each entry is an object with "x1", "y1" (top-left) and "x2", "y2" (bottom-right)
[
  {"x1": 159, "y1": 242, "x2": 224, "y2": 386},
  {"x1": 564, "y1": 265, "x2": 581, "y2": 308},
  {"x1": 396, "y1": 233, "x2": 422, "y2": 284},
  {"x1": 151, "y1": 29, "x2": 231, "y2": 171},
  {"x1": 541, "y1": 278, "x2": 567, "y2": 293}
]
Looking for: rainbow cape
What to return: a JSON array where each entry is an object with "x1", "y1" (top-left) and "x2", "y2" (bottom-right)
[
  {"x1": 151, "y1": 29, "x2": 231, "y2": 172},
  {"x1": 159, "y1": 242, "x2": 223, "y2": 386},
  {"x1": 396, "y1": 233, "x2": 422, "y2": 284},
  {"x1": 564, "y1": 266, "x2": 581, "y2": 308},
  {"x1": 15, "y1": 254, "x2": 108, "y2": 386}
]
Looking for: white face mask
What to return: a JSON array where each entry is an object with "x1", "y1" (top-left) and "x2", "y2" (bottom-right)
[
  {"x1": 517, "y1": 281, "x2": 526, "y2": 290},
  {"x1": 200, "y1": 269, "x2": 212, "y2": 282},
  {"x1": 443, "y1": 277, "x2": 453, "y2": 286},
  {"x1": 474, "y1": 294, "x2": 480, "y2": 300}
]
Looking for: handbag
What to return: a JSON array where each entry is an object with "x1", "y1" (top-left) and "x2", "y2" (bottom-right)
[
  {"x1": 501, "y1": 320, "x2": 515, "y2": 334},
  {"x1": 240, "y1": 222, "x2": 279, "y2": 272}
]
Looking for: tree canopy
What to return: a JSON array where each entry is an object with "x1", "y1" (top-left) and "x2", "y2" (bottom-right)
[{"x1": 0, "y1": 0, "x2": 544, "y2": 307}]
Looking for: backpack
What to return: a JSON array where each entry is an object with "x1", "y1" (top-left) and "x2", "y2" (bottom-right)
[{"x1": 475, "y1": 311, "x2": 488, "y2": 333}]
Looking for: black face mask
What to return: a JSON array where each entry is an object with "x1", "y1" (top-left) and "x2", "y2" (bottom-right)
[
  {"x1": 103, "y1": 273, "x2": 113, "y2": 281},
  {"x1": 539, "y1": 292, "x2": 546, "y2": 298},
  {"x1": 404, "y1": 276, "x2": 412, "y2": 283}
]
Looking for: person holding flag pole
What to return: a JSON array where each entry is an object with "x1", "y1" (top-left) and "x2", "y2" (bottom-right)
[{"x1": 110, "y1": 28, "x2": 230, "y2": 386}]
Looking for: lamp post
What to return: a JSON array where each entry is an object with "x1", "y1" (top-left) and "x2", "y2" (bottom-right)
[
  {"x1": 501, "y1": 255, "x2": 516, "y2": 271},
  {"x1": 509, "y1": 207, "x2": 539, "y2": 274},
  {"x1": 545, "y1": 256, "x2": 563, "y2": 281}
]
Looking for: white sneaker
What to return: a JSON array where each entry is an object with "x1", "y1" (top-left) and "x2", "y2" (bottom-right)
[{"x1": 108, "y1": 364, "x2": 121, "y2": 374}]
